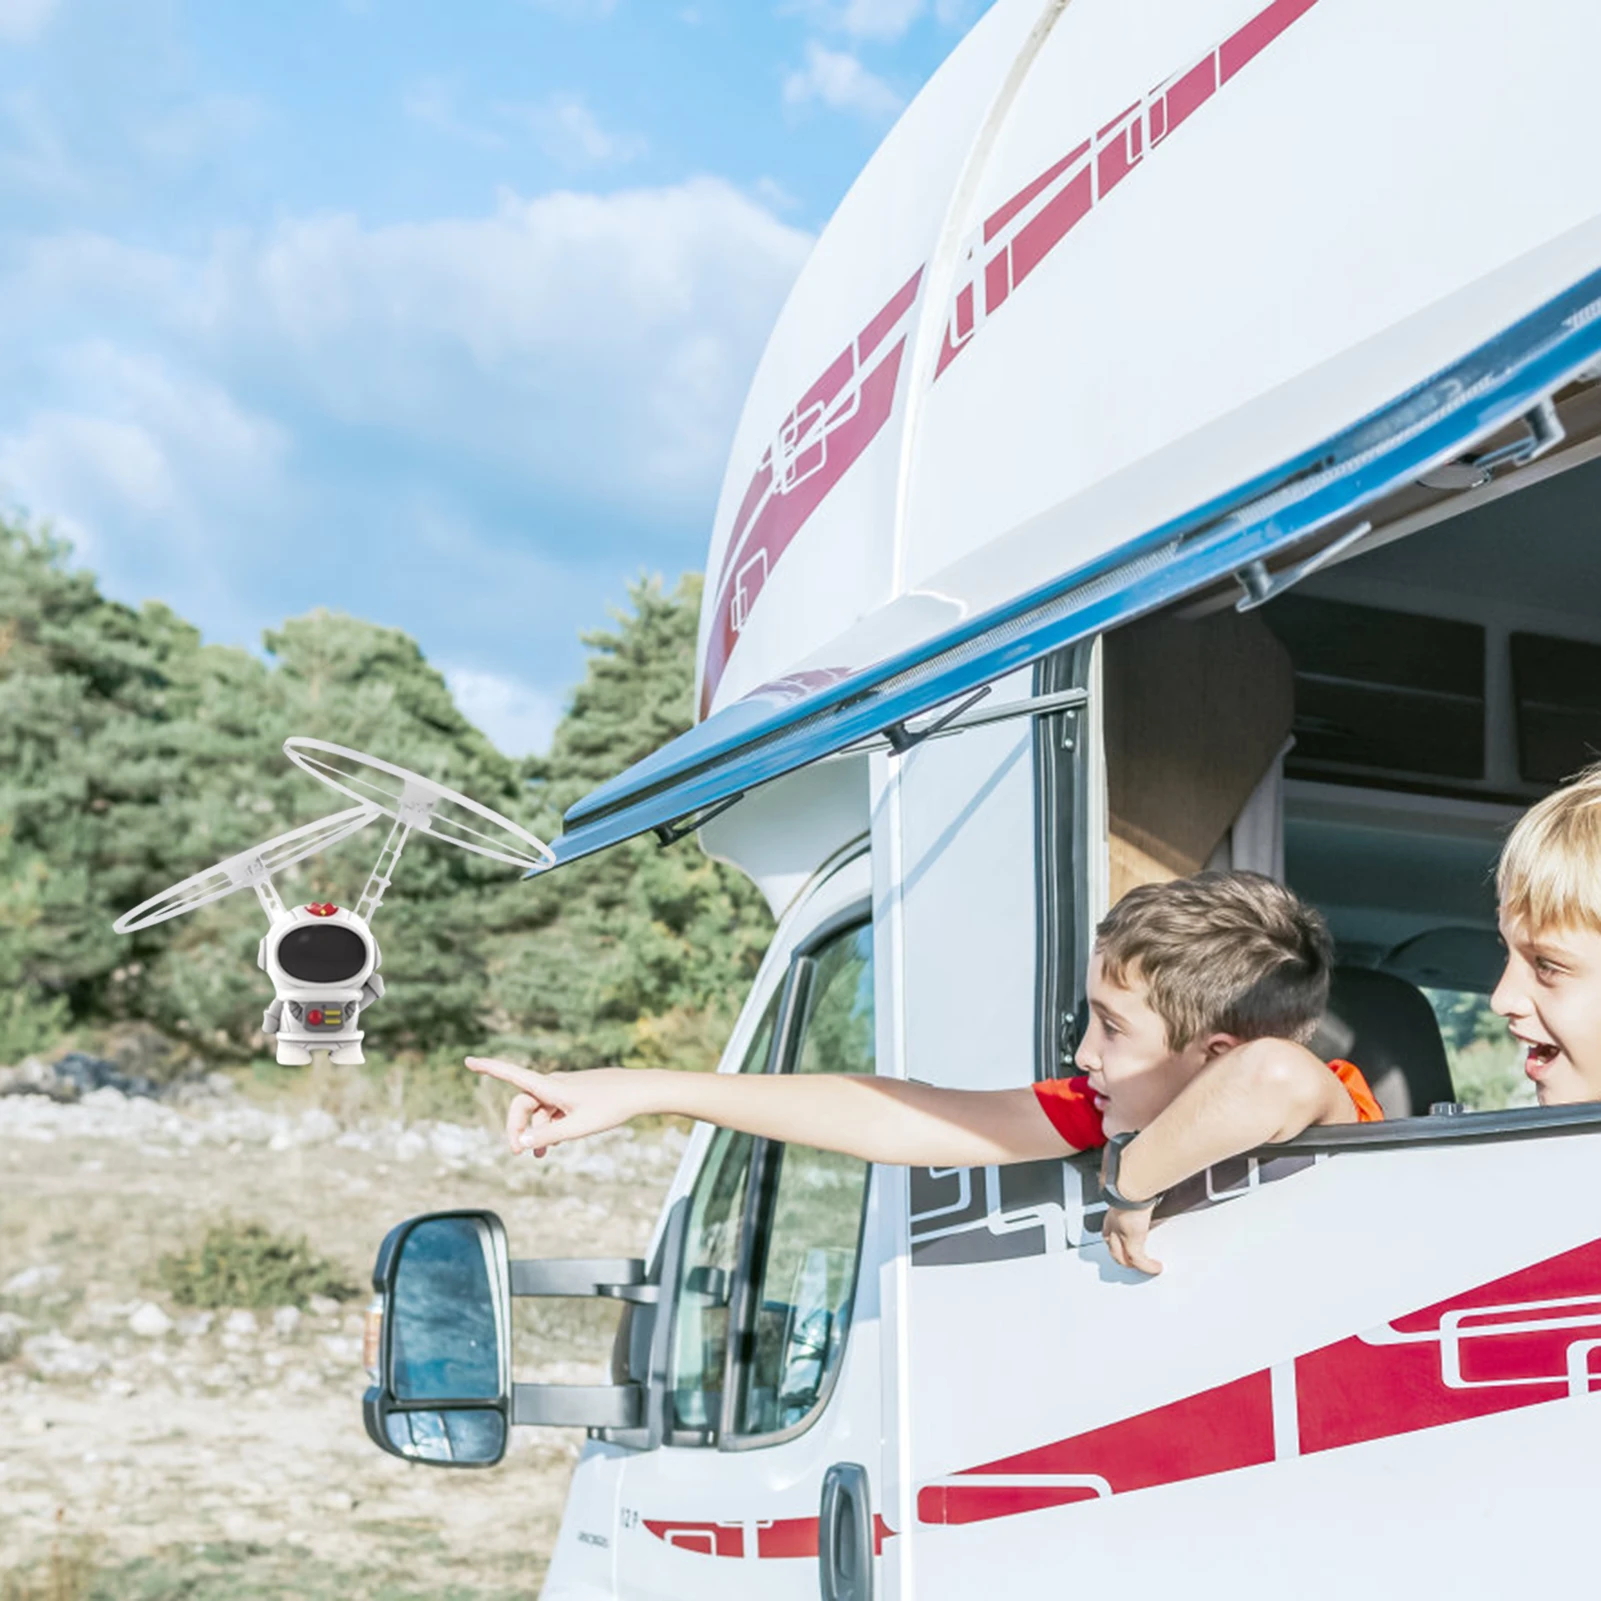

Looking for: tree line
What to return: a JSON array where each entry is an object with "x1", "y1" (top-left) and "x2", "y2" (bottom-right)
[{"x1": 0, "y1": 517, "x2": 772, "y2": 1073}]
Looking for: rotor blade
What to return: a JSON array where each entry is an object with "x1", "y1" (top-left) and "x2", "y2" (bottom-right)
[{"x1": 112, "y1": 805, "x2": 379, "y2": 934}]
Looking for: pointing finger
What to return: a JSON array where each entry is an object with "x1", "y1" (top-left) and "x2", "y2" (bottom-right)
[{"x1": 468, "y1": 1056, "x2": 546, "y2": 1094}]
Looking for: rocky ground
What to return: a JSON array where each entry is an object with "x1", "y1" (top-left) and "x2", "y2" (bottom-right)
[{"x1": 0, "y1": 1073, "x2": 684, "y2": 1599}]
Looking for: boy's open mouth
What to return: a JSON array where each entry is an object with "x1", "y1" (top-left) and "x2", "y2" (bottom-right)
[{"x1": 1524, "y1": 1040, "x2": 1560, "y2": 1079}]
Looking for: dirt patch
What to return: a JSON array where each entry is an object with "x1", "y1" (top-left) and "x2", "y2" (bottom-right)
[{"x1": 0, "y1": 1084, "x2": 683, "y2": 1598}]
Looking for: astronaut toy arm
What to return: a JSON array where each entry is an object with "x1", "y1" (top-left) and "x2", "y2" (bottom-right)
[
  {"x1": 262, "y1": 997, "x2": 284, "y2": 1037},
  {"x1": 359, "y1": 972, "x2": 384, "y2": 1010}
]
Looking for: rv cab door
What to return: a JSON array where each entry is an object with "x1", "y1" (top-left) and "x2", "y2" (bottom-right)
[{"x1": 609, "y1": 854, "x2": 888, "y2": 1600}]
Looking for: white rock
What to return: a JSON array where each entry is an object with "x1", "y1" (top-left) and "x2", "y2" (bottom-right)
[
  {"x1": 428, "y1": 1123, "x2": 473, "y2": 1161},
  {"x1": 2, "y1": 1264, "x2": 61, "y2": 1296},
  {"x1": 128, "y1": 1302, "x2": 173, "y2": 1338},
  {"x1": 297, "y1": 1109, "x2": 339, "y2": 1145},
  {"x1": 81, "y1": 1085, "x2": 128, "y2": 1109},
  {"x1": 223, "y1": 1310, "x2": 258, "y2": 1337},
  {"x1": 393, "y1": 1130, "x2": 426, "y2": 1162},
  {"x1": 23, "y1": 1334, "x2": 108, "y2": 1377},
  {"x1": 306, "y1": 1294, "x2": 340, "y2": 1318},
  {"x1": 272, "y1": 1306, "x2": 301, "y2": 1338},
  {"x1": 177, "y1": 1312, "x2": 214, "y2": 1338}
]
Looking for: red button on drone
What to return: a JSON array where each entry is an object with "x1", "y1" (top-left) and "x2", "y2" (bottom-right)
[{"x1": 305, "y1": 902, "x2": 339, "y2": 917}]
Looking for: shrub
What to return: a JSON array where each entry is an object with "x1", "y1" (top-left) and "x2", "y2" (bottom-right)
[{"x1": 156, "y1": 1219, "x2": 355, "y2": 1310}]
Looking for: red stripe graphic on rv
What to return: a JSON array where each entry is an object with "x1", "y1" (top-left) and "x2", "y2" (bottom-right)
[
  {"x1": 933, "y1": 0, "x2": 1321, "y2": 377},
  {"x1": 643, "y1": 1514, "x2": 896, "y2": 1559},
  {"x1": 698, "y1": 0, "x2": 1320, "y2": 714},
  {"x1": 918, "y1": 1237, "x2": 1601, "y2": 1527},
  {"x1": 700, "y1": 269, "x2": 923, "y2": 717}
]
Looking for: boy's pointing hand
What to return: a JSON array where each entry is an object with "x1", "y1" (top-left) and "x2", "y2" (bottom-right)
[{"x1": 465, "y1": 1058, "x2": 644, "y2": 1157}]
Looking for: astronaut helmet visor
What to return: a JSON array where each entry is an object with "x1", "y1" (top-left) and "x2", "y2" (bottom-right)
[{"x1": 277, "y1": 924, "x2": 369, "y2": 984}]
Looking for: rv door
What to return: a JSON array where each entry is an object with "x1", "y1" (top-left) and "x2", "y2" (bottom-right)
[{"x1": 608, "y1": 853, "x2": 889, "y2": 1601}]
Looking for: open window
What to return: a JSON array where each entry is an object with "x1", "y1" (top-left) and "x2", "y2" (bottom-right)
[
  {"x1": 654, "y1": 914, "x2": 876, "y2": 1450},
  {"x1": 1042, "y1": 433, "x2": 1601, "y2": 1126}
]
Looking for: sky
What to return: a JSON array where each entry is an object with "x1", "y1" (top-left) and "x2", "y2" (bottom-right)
[{"x1": 0, "y1": 0, "x2": 985, "y2": 755}]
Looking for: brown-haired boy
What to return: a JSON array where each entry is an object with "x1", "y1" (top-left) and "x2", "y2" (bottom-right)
[
  {"x1": 1492, "y1": 759, "x2": 1601, "y2": 1104},
  {"x1": 468, "y1": 869, "x2": 1380, "y2": 1276}
]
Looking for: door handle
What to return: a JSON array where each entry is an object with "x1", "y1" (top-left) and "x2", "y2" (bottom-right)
[{"x1": 819, "y1": 1462, "x2": 873, "y2": 1601}]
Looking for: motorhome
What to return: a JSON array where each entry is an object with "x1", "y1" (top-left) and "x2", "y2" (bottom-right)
[{"x1": 363, "y1": 1, "x2": 1601, "y2": 1594}]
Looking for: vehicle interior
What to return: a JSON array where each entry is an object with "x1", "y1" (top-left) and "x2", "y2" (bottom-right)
[{"x1": 1093, "y1": 419, "x2": 1601, "y2": 1120}]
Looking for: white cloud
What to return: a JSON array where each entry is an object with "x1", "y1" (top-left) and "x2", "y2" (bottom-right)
[
  {"x1": 7, "y1": 180, "x2": 811, "y2": 511},
  {"x1": 0, "y1": 345, "x2": 286, "y2": 608},
  {"x1": 783, "y1": 43, "x2": 903, "y2": 120},
  {"x1": 0, "y1": 0, "x2": 57, "y2": 42},
  {"x1": 786, "y1": 0, "x2": 922, "y2": 42},
  {"x1": 197, "y1": 179, "x2": 805, "y2": 507},
  {"x1": 443, "y1": 664, "x2": 564, "y2": 756},
  {"x1": 403, "y1": 81, "x2": 505, "y2": 150},
  {"x1": 505, "y1": 93, "x2": 646, "y2": 166},
  {"x1": 405, "y1": 86, "x2": 643, "y2": 167}
]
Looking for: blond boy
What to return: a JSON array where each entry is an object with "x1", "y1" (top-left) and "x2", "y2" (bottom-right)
[
  {"x1": 1492, "y1": 760, "x2": 1601, "y2": 1104},
  {"x1": 469, "y1": 870, "x2": 1379, "y2": 1276}
]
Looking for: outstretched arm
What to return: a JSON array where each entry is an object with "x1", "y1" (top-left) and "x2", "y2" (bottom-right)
[
  {"x1": 465, "y1": 1058, "x2": 1073, "y2": 1167},
  {"x1": 1101, "y1": 1038, "x2": 1356, "y2": 1275}
]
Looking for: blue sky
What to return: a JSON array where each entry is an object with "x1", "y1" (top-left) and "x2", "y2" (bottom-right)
[{"x1": 0, "y1": 0, "x2": 983, "y2": 754}]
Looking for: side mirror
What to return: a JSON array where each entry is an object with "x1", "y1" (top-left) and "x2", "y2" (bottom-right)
[
  {"x1": 362, "y1": 1211, "x2": 512, "y2": 1467},
  {"x1": 363, "y1": 1201, "x2": 692, "y2": 1468}
]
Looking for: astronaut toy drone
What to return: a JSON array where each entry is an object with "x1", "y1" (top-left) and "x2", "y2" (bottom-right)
[
  {"x1": 259, "y1": 901, "x2": 384, "y2": 1066},
  {"x1": 113, "y1": 738, "x2": 553, "y2": 1067}
]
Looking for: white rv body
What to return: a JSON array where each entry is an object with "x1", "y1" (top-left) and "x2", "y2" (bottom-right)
[{"x1": 536, "y1": 1, "x2": 1601, "y2": 1595}]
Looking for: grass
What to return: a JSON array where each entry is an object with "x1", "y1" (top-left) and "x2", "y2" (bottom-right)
[
  {"x1": 230, "y1": 1049, "x2": 505, "y2": 1129},
  {"x1": 0, "y1": 1522, "x2": 99, "y2": 1601},
  {"x1": 1, "y1": 1541, "x2": 542, "y2": 1601},
  {"x1": 155, "y1": 1218, "x2": 357, "y2": 1310}
]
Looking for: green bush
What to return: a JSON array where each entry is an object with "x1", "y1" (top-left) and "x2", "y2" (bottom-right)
[{"x1": 156, "y1": 1219, "x2": 355, "y2": 1309}]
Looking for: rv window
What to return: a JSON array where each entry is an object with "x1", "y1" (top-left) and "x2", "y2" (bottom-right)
[
  {"x1": 1510, "y1": 631, "x2": 1601, "y2": 785},
  {"x1": 733, "y1": 922, "x2": 873, "y2": 1441},
  {"x1": 663, "y1": 989, "x2": 779, "y2": 1438},
  {"x1": 1421, "y1": 987, "x2": 1532, "y2": 1113}
]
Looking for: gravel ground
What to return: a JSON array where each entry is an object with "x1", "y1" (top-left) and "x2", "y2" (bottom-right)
[{"x1": 0, "y1": 1082, "x2": 684, "y2": 1599}]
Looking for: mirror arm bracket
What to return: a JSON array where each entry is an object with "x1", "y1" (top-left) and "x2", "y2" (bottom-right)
[
  {"x1": 595, "y1": 1194, "x2": 691, "y2": 1449},
  {"x1": 512, "y1": 1383, "x2": 643, "y2": 1431},
  {"x1": 509, "y1": 1258, "x2": 647, "y2": 1298}
]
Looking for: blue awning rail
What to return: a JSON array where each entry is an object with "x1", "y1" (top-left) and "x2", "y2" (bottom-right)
[{"x1": 534, "y1": 264, "x2": 1601, "y2": 876}]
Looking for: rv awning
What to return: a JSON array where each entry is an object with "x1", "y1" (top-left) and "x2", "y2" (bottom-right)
[{"x1": 534, "y1": 265, "x2": 1601, "y2": 876}]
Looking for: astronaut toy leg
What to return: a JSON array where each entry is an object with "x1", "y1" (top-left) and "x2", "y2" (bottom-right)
[
  {"x1": 329, "y1": 1038, "x2": 365, "y2": 1066},
  {"x1": 276, "y1": 1039, "x2": 314, "y2": 1066}
]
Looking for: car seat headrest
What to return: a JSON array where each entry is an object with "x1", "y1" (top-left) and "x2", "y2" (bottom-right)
[{"x1": 1308, "y1": 966, "x2": 1456, "y2": 1119}]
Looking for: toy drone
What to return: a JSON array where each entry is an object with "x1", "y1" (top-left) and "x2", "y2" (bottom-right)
[{"x1": 112, "y1": 739, "x2": 553, "y2": 1066}]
